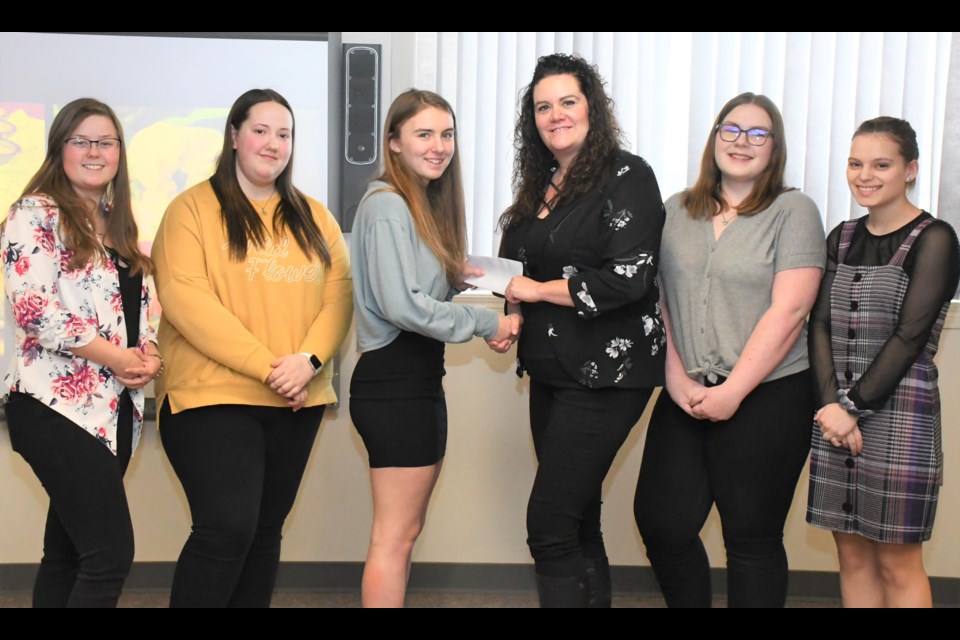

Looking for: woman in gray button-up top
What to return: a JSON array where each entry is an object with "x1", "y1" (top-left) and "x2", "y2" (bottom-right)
[{"x1": 634, "y1": 93, "x2": 826, "y2": 608}]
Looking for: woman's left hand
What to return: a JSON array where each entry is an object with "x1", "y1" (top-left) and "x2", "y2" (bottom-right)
[
  {"x1": 459, "y1": 263, "x2": 484, "y2": 290},
  {"x1": 814, "y1": 403, "x2": 859, "y2": 446},
  {"x1": 268, "y1": 354, "x2": 314, "y2": 399},
  {"x1": 688, "y1": 384, "x2": 743, "y2": 422},
  {"x1": 504, "y1": 276, "x2": 542, "y2": 304},
  {"x1": 113, "y1": 348, "x2": 162, "y2": 389}
]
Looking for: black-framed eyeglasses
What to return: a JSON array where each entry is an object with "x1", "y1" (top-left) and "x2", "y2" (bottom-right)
[
  {"x1": 64, "y1": 136, "x2": 121, "y2": 151},
  {"x1": 716, "y1": 123, "x2": 772, "y2": 146}
]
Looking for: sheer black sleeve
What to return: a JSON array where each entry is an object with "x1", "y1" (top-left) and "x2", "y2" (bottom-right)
[
  {"x1": 848, "y1": 221, "x2": 960, "y2": 410},
  {"x1": 808, "y1": 224, "x2": 841, "y2": 408}
]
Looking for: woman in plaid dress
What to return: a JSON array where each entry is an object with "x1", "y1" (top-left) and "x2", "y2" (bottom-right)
[{"x1": 808, "y1": 117, "x2": 960, "y2": 607}]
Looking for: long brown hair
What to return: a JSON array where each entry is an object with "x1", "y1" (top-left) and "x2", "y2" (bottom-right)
[
  {"x1": 19, "y1": 98, "x2": 151, "y2": 274},
  {"x1": 373, "y1": 89, "x2": 466, "y2": 284},
  {"x1": 210, "y1": 89, "x2": 330, "y2": 265},
  {"x1": 682, "y1": 92, "x2": 790, "y2": 219},
  {"x1": 500, "y1": 53, "x2": 623, "y2": 230}
]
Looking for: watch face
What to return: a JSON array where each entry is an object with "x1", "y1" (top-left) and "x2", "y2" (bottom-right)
[{"x1": 309, "y1": 355, "x2": 323, "y2": 371}]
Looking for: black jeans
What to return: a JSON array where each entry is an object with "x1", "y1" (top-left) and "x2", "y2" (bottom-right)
[
  {"x1": 5, "y1": 391, "x2": 134, "y2": 608},
  {"x1": 527, "y1": 379, "x2": 654, "y2": 577},
  {"x1": 159, "y1": 400, "x2": 325, "y2": 608},
  {"x1": 634, "y1": 371, "x2": 813, "y2": 608}
]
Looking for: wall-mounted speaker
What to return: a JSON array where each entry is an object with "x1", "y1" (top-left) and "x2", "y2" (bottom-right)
[{"x1": 339, "y1": 44, "x2": 381, "y2": 232}]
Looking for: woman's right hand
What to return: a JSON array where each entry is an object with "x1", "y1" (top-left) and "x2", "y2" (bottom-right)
[
  {"x1": 113, "y1": 349, "x2": 162, "y2": 389},
  {"x1": 286, "y1": 388, "x2": 309, "y2": 412},
  {"x1": 665, "y1": 373, "x2": 706, "y2": 417},
  {"x1": 487, "y1": 313, "x2": 522, "y2": 353},
  {"x1": 109, "y1": 347, "x2": 148, "y2": 380},
  {"x1": 267, "y1": 354, "x2": 315, "y2": 399}
]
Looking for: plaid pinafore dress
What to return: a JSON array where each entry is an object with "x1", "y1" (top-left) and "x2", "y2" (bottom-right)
[{"x1": 807, "y1": 218, "x2": 947, "y2": 543}]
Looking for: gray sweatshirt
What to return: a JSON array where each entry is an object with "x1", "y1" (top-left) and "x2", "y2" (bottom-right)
[{"x1": 350, "y1": 181, "x2": 498, "y2": 353}]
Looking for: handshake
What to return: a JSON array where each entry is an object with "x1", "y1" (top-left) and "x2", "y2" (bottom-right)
[
  {"x1": 487, "y1": 312, "x2": 522, "y2": 354},
  {"x1": 458, "y1": 264, "x2": 523, "y2": 354}
]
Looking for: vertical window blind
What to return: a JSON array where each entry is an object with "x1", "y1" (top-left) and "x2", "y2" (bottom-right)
[{"x1": 409, "y1": 32, "x2": 952, "y2": 258}]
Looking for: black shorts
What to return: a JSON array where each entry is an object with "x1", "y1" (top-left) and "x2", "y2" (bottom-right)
[{"x1": 349, "y1": 331, "x2": 447, "y2": 468}]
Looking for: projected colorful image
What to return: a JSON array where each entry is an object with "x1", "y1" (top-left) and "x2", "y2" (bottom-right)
[{"x1": 0, "y1": 103, "x2": 228, "y2": 368}]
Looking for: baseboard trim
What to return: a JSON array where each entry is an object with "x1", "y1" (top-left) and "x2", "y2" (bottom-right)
[{"x1": 2, "y1": 562, "x2": 958, "y2": 605}]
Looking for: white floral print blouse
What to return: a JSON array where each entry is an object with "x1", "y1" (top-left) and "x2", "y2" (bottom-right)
[{"x1": 1, "y1": 195, "x2": 159, "y2": 455}]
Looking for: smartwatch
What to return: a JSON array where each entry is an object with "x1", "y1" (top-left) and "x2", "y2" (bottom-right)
[{"x1": 300, "y1": 352, "x2": 323, "y2": 376}]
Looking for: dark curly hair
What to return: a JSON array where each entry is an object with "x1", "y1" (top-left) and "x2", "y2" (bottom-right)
[{"x1": 499, "y1": 53, "x2": 623, "y2": 230}]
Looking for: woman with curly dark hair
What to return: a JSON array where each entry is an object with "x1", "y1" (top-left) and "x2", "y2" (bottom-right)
[{"x1": 498, "y1": 53, "x2": 666, "y2": 607}]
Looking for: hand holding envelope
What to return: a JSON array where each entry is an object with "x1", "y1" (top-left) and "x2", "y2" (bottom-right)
[
  {"x1": 464, "y1": 255, "x2": 523, "y2": 295},
  {"x1": 462, "y1": 256, "x2": 524, "y2": 353}
]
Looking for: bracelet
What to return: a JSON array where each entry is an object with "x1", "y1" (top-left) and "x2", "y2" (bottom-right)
[
  {"x1": 836, "y1": 388, "x2": 873, "y2": 418},
  {"x1": 147, "y1": 352, "x2": 164, "y2": 378}
]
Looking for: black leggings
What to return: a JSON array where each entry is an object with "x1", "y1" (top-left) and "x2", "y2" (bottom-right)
[
  {"x1": 634, "y1": 371, "x2": 813, "y2": 608},
  {"x1": 5, "y1": 391, "x2": 134, "y2": 608},
  {"x1": 526, "y1": 379, "x2": 654, "y2": 577},
  {"x1": 159, "y1": 400, "x2": 324, "y2": 608}
]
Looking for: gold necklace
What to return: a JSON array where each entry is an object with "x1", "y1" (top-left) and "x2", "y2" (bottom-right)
[
  {"x1": 250, "y1": 191, "x2": 277, "y2": 215},
  {"x1": 718, "y1": 187, "x2": 741, "y2": 226}
]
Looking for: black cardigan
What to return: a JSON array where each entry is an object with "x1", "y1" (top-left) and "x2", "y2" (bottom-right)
[{"x1": 500, "y1": 151, "x2": 666, "y2": 389}]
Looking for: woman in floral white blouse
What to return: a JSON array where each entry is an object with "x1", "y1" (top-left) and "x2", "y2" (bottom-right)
[{"x1": 1, "y1": 98, "x2": 161, "y2": 607}]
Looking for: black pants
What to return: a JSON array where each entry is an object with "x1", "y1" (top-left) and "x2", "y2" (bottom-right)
[
  {"x1": 5, "y1": 391, "x2": 134, "y2": 608},
  {"x1": 634, "y1": 371, "x2": 813, "y2": 608},
  {"x1": 526, "y1": 379, "x2": 654, "y2": 577},
  {"x1": 159, "y1": 400, "x2": 325, "y2": 608}
]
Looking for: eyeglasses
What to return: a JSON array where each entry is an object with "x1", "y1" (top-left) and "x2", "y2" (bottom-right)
[
  {"x1": 716, "y1": 123, "x2": 772, "y2": 146},
  {"x1": 64, "y1": 136, "x2": 121, "y2": 151}
]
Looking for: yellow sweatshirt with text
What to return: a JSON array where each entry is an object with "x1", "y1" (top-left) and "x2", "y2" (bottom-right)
[{"x1": 152, "y1": 180, "x2": 353, "y2": 414}]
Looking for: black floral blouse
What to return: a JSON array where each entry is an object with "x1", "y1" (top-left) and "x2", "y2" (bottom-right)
[{"x1": 500, "y1": 151, "x2": 666, "y2": 389}]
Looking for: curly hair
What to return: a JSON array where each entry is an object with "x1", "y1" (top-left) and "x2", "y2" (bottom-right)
[{"x1": 499, "y1": 53, "x2": 623, "y2": 230}]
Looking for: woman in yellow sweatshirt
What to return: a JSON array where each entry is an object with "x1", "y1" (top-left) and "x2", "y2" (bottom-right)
[{"x1": 152, "y1": 89, "x2": 352, "y2": 608}]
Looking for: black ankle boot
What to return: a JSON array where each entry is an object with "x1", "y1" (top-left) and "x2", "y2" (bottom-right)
[
  {"x1": 583, "y1": 556, "x2": 612, "y2": 608},
  {"x1": 535, "y1": 573, "x2": 590, "y2": 608}
]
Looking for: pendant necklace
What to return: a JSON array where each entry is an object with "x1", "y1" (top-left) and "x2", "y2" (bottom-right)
[{"x1": 251, "y1": 191, "x2": 277, "y2": 215}]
